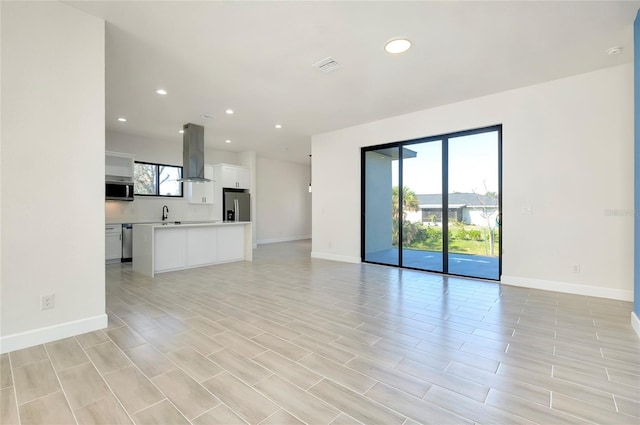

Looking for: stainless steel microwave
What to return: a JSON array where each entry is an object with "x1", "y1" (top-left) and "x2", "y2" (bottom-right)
[{"x1": 106, "y1": 181, "x2": 134, "y2": 201}]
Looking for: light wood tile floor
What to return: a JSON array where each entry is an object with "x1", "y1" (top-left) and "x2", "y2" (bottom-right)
[{"x1": 2, "y1": 240, "x2": 639, "y2": 424}]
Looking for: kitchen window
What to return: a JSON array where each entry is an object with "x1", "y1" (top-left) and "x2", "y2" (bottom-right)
[{"x1": 134, "y1": 161, "x2": 183, "y2": 197}]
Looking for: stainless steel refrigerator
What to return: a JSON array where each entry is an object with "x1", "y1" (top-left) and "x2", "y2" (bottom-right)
[{"x1": 223, "y1": 189, "x2": 250, "y2": 221}]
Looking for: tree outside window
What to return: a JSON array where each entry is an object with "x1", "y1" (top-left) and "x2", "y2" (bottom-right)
[{"x1": 134, "y1": 162, "x2": 182, "y2": 197}]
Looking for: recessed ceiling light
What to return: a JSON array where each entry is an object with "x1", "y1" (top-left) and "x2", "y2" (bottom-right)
[
  {"x1": 117, "y1": 117, "x2": 127, "y2": 122},
  {"x1": 179, "y1": 130, "x2": 184, "y2": 134},
  {"x1": 384, "y1": 38, "x2": 411, "y2": 54},
  {"x1": 275, "y1": 124, "x2": 282, "y2": 129},
  {"x1": 225, "y1": 139, "x2": 231, "y2": 144},
  {"x1": 606, "y1": 46, "x2": 623, "y2": 55},
  {"x1": 225, "y1": 109, "x2": 234, "y2": 115},
  {"x1": 156, "y1": 89, "x2": 167, "y2": 95}
]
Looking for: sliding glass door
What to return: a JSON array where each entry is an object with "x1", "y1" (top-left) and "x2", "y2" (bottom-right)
[
  {"x1": 362, "y1": 125, "x2": 501, "y2": 280},
  {"x1": 363, "y1": 147, "x2": 400, "y2": 266},
  {"x1": 447, "y1": 131, "x2": 500, "y2": 279},
  {"x1": 401, "y1": 140, "x2": 443, "y2": 272}
]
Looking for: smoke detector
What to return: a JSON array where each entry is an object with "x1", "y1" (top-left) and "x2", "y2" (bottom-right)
[{"x1": 312, "y1": 57, "x2": 344, "y2": 73}]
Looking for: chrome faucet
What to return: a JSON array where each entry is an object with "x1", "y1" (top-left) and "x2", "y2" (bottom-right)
[{"x1": 162, "y1": 205, "x2": 169, "y2": 221}]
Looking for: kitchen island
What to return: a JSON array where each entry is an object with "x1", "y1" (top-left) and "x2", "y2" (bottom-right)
[{"x1": 132, "y1": 221, "x2": 252, "y2": 277}]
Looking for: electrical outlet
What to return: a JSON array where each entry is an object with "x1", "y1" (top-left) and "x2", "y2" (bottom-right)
[
  {"x1": 572, "y1": 265, "x2": 581, "y2": 273},
  {"x1": 41, "y1": 294, "x2": 55, "y2": 310},
  {"x1": 521, "y1": 207, "x2": 533, "y2": 215}
]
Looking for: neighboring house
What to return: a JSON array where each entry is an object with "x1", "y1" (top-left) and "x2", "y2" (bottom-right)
[{"x1": 406, "y1": 193, "x2": 498, "y2": 226}]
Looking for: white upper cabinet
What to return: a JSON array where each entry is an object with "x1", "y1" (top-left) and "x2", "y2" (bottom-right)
[
  {"x1": 105, "y1": 151, "x2": 134, "y2": 181},
  {"x1": 187, "y1": 164, "x2": 215, "y2": 204},
  {"x1": 215, "y1": 163, "x2": 251, "y2": 190},
  {"x1": 235, "y1": 166, "x2": 251, "y2": 189}
]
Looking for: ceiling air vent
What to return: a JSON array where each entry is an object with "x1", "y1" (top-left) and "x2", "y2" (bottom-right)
[{"x1": 312, "y1": 57, "x2": 344, "y2": 73}]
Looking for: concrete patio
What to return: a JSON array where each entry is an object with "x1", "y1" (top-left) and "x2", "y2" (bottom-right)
[{"x1": 365, "y1": 248, "x2": 500, "y2": 280}]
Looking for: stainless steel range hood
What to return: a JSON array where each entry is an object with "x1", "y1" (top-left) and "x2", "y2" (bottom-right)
[{"x1": 178, "y1": 123, "x2": 212, "y2": 183}]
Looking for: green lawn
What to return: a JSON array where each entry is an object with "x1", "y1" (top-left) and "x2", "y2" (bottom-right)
[
  {"x1": 408, "y1": 239, "x2": 499, "y2": 257},
  {"x1": 398, "y1": 223, "x2": 500, "y2": 257}
]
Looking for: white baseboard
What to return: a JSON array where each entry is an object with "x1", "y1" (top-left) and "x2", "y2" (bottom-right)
[
  {"x1": 0, "y1": 314, "x2": 108, "y2": 354},
  {"x1": 501, "y1": 275, "x2": 633, "y2": 302},
  {"x1": 257, "y1": 235, "x2": 311, "y2": 245},
  {"x1": 311, "y1": 251, "x2": 361, "y2": 264},
  {"x1": 632, "y1": 312, "x2": 640, "y2": 339}
]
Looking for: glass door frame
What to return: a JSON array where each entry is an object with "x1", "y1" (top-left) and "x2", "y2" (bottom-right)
[{"x1": 361, "y1": 124, "x2": 502, "y2": 280}]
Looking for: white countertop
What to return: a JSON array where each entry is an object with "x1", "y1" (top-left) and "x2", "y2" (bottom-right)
[
  {"x1": 136, "y1": 221, "x2": 251, "y2": 228},
  {"x1": 106, "y1": 220, "x2": 245, "y2": 225}
]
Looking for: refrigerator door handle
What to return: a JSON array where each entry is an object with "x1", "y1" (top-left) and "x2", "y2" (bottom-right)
[{"x1": 234, "y1": 199, "x2": 239, "y2": 221}]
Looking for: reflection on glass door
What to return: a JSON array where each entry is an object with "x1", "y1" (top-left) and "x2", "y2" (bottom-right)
[
  {"x1": 400, "y1": 141, "x2": 443, "y2": 272},
  {"x1": 447, "y1": 131, "x2": 500, "y2": 280},
  {"x1": 363, "y1": 147, "x2": 400, "y2": 266}
]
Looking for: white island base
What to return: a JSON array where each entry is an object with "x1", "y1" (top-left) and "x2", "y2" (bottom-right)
[{"x1": 132, "y1": 222, "x2": 252, "y2": 277}]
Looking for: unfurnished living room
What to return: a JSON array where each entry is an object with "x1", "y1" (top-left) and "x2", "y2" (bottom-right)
[{"x1": 1, "y1": 1, "x2": 640, "y2": 425}]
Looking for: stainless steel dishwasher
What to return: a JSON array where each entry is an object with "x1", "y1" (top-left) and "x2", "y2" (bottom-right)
[{"x1": 122, "y1": 224, "x2": 133, "y2": 262}]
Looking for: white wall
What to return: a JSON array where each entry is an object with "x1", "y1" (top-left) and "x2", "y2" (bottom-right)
[
  {"x1": 239, "y1": 151, "x2": 258, "y2": 246},
  {"x1": 256, "y1": 157, "x2": 311, "y2": 244},
  {"x1": 105, "y1": 130, "x2": 240, "y2": 223},
  {"x1": 312, "y1": 64, "x2": 634, "y2": 301},
  {"x1": 1, "y1": 1, "x2": 106, "y2": 352},
  {"x1": 0, "y1": 3, "x2": 3, "y2": 347},
  {"x1": 364, "y1": 152, "x2": 393, "y2": 253}
]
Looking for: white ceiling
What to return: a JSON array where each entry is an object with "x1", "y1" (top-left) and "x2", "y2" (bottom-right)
[{"x1": 66, "y1": 1, "x2": 639, "y2": 164}]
